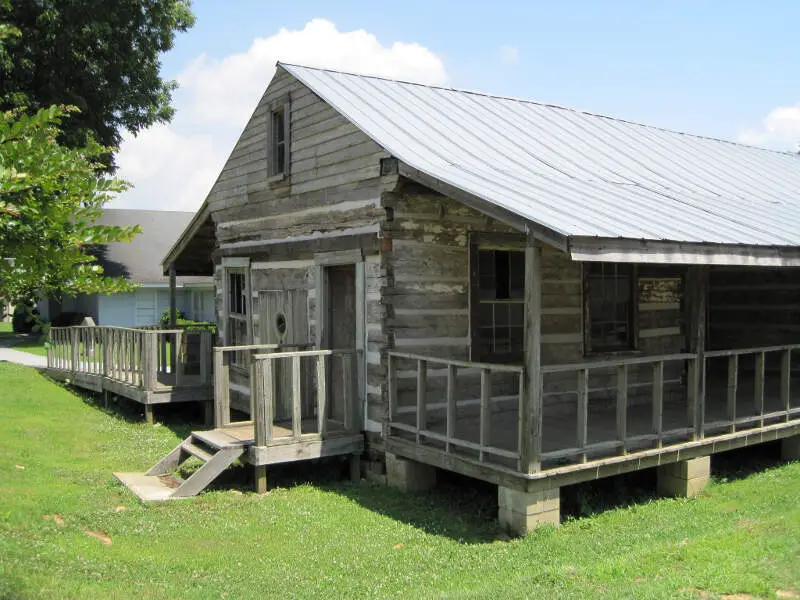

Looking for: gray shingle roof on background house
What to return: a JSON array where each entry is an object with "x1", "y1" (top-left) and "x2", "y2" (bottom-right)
[
  {"x1": 93, "y1": 209, "x2": 212, "y2": 285},
  {"x1": 282, "y1": 63, "x2": 800, "y2": 248}
]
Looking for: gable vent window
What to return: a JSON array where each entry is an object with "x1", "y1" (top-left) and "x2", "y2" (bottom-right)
[{"x1": 268, "y1": 100, "x2": 290, "y2": 179}]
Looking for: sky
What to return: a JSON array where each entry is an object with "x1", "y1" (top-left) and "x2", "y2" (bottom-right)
[{"x1": 112, "y1": 0, "x2": 800, "y2": 211}]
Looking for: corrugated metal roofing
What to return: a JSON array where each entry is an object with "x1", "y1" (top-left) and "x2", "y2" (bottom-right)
[{"x1": 283, "y1": 63, "x2": 800, "y2": 247}]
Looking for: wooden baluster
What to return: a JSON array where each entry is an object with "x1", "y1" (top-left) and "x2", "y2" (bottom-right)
[
  {"x1": 652, "y1": 361, "x2": 664, "y2": 448},
  {"x1": 727, "y1": 354, "x2": 738, "y2": 432},
  {"x1": 342, "y1": 353, "x2": 355, "y2": 432},
  {"x1": 70, "y1": 328, "x2": 78, "y2": 375},
  {"x1": 446, "y1": 364, "x2": 457, "y2": 455},
  {"x1": 200, "y1": 331, "x2": 211, "y2": 384},
  {"x1": 754, "y1": 351, "x2": 765, "y2": 427},
  {"x1": 174, "y1": 331, "x2": 183, "y2": 387},
  {"x1": 257, "y1": 358, "x2": 274, "y2": 444},
  {"x1": 479, "y1": 368, "x2": 491, "y2": 462},
  {"x1": 317, "y1": 354, "x2": 328, "y2": 435},
  {"x1": 214, "y1": 350, "x2": 231, "y2": 428},
  {"x1": 616, "y1": 364, "x2": 628, "y2": 455},
  {"x1": 687, "y1": 359, "x2": 697, "y2": 436},
  {"x1": 577, "y1": 368, "x2": 589, "y2": 462},
  {"x1": 292, "y1": 355, "x2": 302, "y2": 438},
  {"x1": 416, "y1": 359, "x2": 427, "y2": 443},
  {"x1": 781, "y1": 349, "x2": 791, "y2": 422}
]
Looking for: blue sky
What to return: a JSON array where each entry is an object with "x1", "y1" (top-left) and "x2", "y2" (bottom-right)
[{"x1": 113, "y1": 1, "x2": 800, "y2": 211}]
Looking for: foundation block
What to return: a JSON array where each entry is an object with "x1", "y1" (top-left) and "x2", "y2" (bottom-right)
[
  {"x1": 385, "y1": 453, "x2": 436, "y2": 493},
  {"x1": 657, "y1": 456, "x2": 710, "y2": 497},
  {"x1": 781, "y1": 436, "x2": 800, "y2": 461},
  {"x1": 498, "y1": 485, "x2": 560, "y2": 535}
]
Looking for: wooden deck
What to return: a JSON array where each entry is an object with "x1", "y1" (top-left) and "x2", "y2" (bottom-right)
[
  {"x1": 386, "y1": 346, "x2": 800, "y2": 492},
  {"x1": 45, "y1": 325, "x2": 213, "y2": 420}
]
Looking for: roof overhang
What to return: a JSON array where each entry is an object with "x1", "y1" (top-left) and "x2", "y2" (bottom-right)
[
  {"x1": 569, "y1": 237, "x2": 800, "y2": 267},
  {"x1": 161, "y1": 201, "x2": 215, "y2": 277}
]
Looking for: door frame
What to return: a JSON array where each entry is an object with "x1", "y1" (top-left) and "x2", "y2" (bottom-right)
[{"x1": 314, "y1": 249, "x2": 366, "y2": 427}]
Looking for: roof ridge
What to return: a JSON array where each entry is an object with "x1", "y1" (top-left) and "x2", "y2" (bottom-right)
[{"x1": 279, "y1": 62, "x2": 799, "y2": 158}]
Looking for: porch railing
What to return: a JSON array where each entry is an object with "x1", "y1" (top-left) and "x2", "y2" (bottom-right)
[
  {"x1": 47, "y1": 325, "x2": 213, "y2": 391},
  {"x1": 213, "y1": 345, "x2": 360, "y2": 445},
  {"x1": 386, "y1": 351, "x2": 525, "y2": 470},
  {"x1": 388, "y1": 343, "x2": 800, "y2": 474}
]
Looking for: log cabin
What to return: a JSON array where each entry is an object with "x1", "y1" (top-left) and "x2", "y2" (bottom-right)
[{"x1": 111, "y1": 63, "x2": 800, "y2": 534}]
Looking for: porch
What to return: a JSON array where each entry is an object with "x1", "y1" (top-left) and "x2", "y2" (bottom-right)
[
  {"x1": 115, "y1": 345, "x2": 363, "y2": 500},
  {"x1": 45, "y1": 325, "x2": 214, "y2": 421}
]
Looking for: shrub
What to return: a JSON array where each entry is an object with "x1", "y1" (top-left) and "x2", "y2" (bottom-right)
[
  {"x1": 160, "y1": 308, "x2": 186, "y2": 326},
  {"x1": 50, "y1": 312, "x2": 89, "y2": 327}
]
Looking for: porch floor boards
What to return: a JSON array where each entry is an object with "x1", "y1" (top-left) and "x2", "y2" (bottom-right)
[{"x1": 196, "y1": 419, "x2": 350, "y2": 449}]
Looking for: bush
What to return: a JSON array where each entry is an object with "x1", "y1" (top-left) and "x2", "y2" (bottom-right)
[
  {"x1": 12, "y1": 304, "x2": 39, "y2": 333},
  {"x1": 160, "y1": 308, "x2": 185, "y2": 326}
]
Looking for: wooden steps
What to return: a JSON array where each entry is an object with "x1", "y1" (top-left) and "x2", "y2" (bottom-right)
[{"x1": 114, "y1": 432, "x2": 245, "y2": 501}]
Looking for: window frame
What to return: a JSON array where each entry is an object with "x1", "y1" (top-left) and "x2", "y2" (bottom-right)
[
  {"x1": 267, "y1": 97, "x2": 291, "y2": 181},
  {"x1": 468, "y1": 233, "x2": 526, "y2": 364},
  {"x1": 222, "y1": 260, "x2": 252, "y2": 368},
  {"x1": 583, "y1": 262, "x2": 638, "y2": 355}
]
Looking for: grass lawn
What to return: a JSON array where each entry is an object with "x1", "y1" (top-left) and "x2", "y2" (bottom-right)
[
  {"x1": 0, "y1": 322, "x2": 48, "y2": 356},
  {"x1": 1, "y1": 363, "x2": 798, "y2": 599}
]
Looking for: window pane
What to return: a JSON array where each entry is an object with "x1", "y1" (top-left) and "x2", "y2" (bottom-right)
[
  {"x1": 509, "y1": 251, "x2": 525, "y2": 299},
  {"x1": 587, "y1": 262, "x2": 633, "y2": 351}
]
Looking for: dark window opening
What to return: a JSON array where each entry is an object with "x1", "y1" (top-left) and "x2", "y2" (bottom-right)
[
  {"x1": 269, "y1": 107, "x2": 287, "y2": 177},
  {"x1": 586, "y1": 262, "x2": 634, "y2": 352},
  {"x1": 228, "y1": 272, "x2": 246, "y2": 316},
  {"x1": 473, "y1": 248, "x2": 525, "y2": 361}
]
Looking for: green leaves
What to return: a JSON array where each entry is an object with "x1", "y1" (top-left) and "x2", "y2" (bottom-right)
[{"x1": 0, "y1": 106, "x2": 140, "y2": 305}]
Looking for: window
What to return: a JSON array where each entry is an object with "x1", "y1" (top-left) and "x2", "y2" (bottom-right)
[
  {"x1": 585, "y1": 262, "x2": 635, "y2": 352},
  {"x1": 268, "y1": 101, "x2": 290, "y2": 179},
  {"x1": 226, "y1": 269, "x2": 249, "y2": 365},
  {"x1": 472, "y1": 248, "x2": 525, "y2": 361}
]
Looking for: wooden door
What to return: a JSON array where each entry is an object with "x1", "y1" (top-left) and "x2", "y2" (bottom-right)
[
  {"x1": 326, "y1": 266, "x2": 356, "y2": 423},
  {"x1": 259, "y1": 290, "x2": 309, "y2": 420}
]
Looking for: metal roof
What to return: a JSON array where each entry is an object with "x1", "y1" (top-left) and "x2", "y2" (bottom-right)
[{"x1": 283, "y1": 63, "x2": 800, "y2": 248}]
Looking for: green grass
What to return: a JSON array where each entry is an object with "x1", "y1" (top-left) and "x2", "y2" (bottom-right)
[
  {"x1": 0, "y1": 321, "x2": 12, "y2": 333},
  {"x1": 0, "y1": 321, "x2": 48, "y2": 355},
  {"x1": 1, "y1": 362, "x2": 798, "y2": 599}
]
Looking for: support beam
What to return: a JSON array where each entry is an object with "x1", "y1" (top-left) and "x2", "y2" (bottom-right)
[
  {"x1": 254, "y1": 466, "x2": 268, "y2": 494},
  {"x1": 385, "y1": 453, "x2": 436, "y2": 493},
  {"x1": 349, "y1": 454, "x2": 361, "y2": 482},
  {"x1": 657, "y1": 456, "x2": 710, "y2": 497},
  {"x1": 520, "y1": 235, "x2": 543, "y2": 474},
  {"x1": 168, "y1": 263, "x2": 177, "y2": 328},
  {"x1": 781, "y1": 436, "x2": 800, "y2": 461},
  {"x1": 686, "y1": 266, "x2": 708, "y2": 439},
  {"x1": 144, "y1": 405, "x2": 154, "y2": 425},
  {"x1": 498, "y1": 485, "x2": 560, "y2": 535}
]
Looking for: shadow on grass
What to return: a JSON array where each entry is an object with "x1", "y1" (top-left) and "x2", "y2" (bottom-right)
[{"x1": 711, "y1": 441, "x2": 785, "y2": 483}]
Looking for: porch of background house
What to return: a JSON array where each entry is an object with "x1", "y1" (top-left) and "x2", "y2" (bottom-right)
[
  {"x1": 45, "y1": 325, "x2": 214, "y2": 422},
  {"x1": 384, "y1": 245, "x2": 800, "y2": 508}
]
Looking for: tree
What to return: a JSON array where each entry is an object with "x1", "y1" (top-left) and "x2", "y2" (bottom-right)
[
  {"x1": 0, "y1": 105, "x2": 140, "y2": 314},
  {"x1": 0, "y1": 0, "x2": 194, "y2": 165}
]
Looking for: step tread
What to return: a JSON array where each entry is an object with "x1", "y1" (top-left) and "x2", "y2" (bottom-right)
[
  {"x1": 114, "y1": 472, "x2": 189, "y2": 502},
  {"x1": 181, "y1": 440, "x2": 214, "y2": 462}
]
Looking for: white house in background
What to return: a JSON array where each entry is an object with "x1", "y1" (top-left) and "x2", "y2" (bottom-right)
[{"x1": 40, "y1": 209, "x2": 215, "y2": 327}]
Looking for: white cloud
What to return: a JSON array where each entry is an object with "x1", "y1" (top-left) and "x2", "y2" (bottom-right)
[
  {"x1": 739, "y1": 103, "x2": 800, "y2": 151},
  {"x1": 498, "y1": 45, "x2": 520, "y2": 66},
  {"x1": 179, "y1": 18, "x2": 448, "y2": 129},
  {"x1": 111, "y1": 19, "x2": 448, "y2": 212}
]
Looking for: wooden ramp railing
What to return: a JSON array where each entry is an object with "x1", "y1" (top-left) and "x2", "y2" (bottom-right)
[{"x1": 47, "y1": 325, "x2": 213, "y2": 392}]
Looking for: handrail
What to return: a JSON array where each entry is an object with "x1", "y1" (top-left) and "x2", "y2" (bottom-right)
[
  {"x1": 705, "y1": 344, "x2": 800, "y2": 358},
  {"x1": 388, "y1": 351, "x2": 524, "y2": 373},
  {"x1": 541, "y1": 352, "x2": 696, "y2": 374}
]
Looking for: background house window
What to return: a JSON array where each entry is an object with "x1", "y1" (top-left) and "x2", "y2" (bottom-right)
[
  {"x1": 226, "y1": 269, "x2": 249, "y2": 365},
  {"x1": 586, "y1": 262, "x2": 635, "y2": 352},
  {"x1": 473, "y1": 248, "x2": 525, "y2": 361}
]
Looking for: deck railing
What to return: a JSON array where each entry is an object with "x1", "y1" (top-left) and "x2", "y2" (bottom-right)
[
  {"x1": 212, "y1": 345, "x2": 360, "y2": 444},
  {"x1": 47, "y1": 325, "x2": 213, "y2": 391},
  {"x1": 388, "y1": 343, "x2": 800, "y2": 473},
  {"x1": 387, "y1": 351, "x2": 526, "y2": 470}
]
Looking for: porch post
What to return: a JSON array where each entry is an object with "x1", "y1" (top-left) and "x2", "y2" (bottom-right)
[
  {"x1": 686, "y1": 265, "x2": 709, "y2": 440},
  {"x1": 168, "y1": 262, "x2": 177, "y2": 328},
  {"x1": 520, "y1": 232, "x2": 543, "y2": 474}
]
